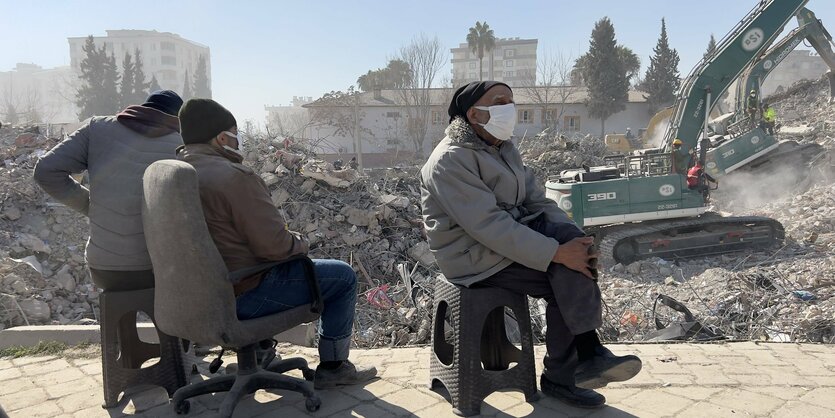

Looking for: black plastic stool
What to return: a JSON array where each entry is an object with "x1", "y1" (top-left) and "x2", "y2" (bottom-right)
[
  {"x1": 99, "y1": 287, "x2": 188, "y2": 408},
  {"x1": 429, "y1": 277, "x2": 538, "y2": 416}
]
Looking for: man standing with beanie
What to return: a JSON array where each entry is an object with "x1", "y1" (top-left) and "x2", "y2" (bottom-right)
[
  {"x1": 420, "y1": 82, "x2": 642, "y2": 408},
  {"x1": 176, "y1": 98, "x2": 376, "y2": 389},
  {"x1": 35, "y1": 90, "x2": 184, "y2": 291}
]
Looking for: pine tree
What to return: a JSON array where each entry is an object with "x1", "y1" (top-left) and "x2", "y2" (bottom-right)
[
  {"x1": 193, "y1": 55, "x2": 211, "y2": 98},
  {"x1": 119, "y1": 52, "x2": 135, "y2": 108},
  {"x1": 183, "y1": 70, "x2": 193, "y2": 101},
  {"x1": 704, "y1": 34, "x2": 717, "y2": 61},
  {"x1": 132, "y1": 48, "x2": 151, "y2": 103},
  {"x1": 578, "y1": 17, "x2": 629, "y2": 136},
  {"x1": 149, "y1": 75, "x2": 161, "y2": 92},
  {"x1": 640, "y1": 18, "x2": 681, "y2": 113},
  {"x1": 76, "y1": 35, "x2": 106, "y2": 119},
  {"x1": 101, "y1": 50, "x2": 121, "y2": 114}
]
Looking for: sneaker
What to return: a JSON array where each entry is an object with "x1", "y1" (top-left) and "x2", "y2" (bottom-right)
[
  {"x1": 313, "y1": 360, "x2": 378, "y2": 389},
  {"x1": 575, "y1": 345, "x2": 642, "y2": 389},
  {"x1": 540, "y1": 374, "x2": 605, "y2": 408}
]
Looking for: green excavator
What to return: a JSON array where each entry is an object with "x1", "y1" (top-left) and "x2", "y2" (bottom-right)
[{"x1": 545, "y1": 0, "x2": 834, "y2": 266}]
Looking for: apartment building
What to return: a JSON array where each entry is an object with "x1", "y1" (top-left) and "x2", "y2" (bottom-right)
[
  {"x1": 451, "y1": 38, "x2": 538, "y2": 87},
  {"x1": 67, "y1": 30, "x2": 211, "y2": 94}
]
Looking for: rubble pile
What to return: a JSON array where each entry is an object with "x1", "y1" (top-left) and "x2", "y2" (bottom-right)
[
  {"x1": 1, "y1": 76, "x2": 833, "y2": 347},
  {"x1": 0, "y1": 125, "x2": 95, "y2": 330},
  {"x1": 517, "y1": 131, "x2": 608, "y2": 181},
  {"x1": 593, "y1": 76, "x2": 835, "y2": 344},
  {"x1": 240, "y1": 138, "x2": 437, "y2": 347}
]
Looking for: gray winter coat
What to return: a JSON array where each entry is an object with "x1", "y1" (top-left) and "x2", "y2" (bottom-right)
[
  {"x1": 34, "y1": 116, "x2": 183, "y2": 271},
  {"x1": 420, "y1": 117, "x2": 578, "y2": 286}
]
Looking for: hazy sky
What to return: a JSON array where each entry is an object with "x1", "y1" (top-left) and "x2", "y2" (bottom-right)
[{"x1": 3, "y1": 0, "x2": 833, "y2": 125}]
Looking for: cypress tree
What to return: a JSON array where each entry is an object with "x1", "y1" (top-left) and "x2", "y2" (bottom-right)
[
  {"x1": 119, "y1": 52, "x2": 135, "y2": 108},
  {"x1": 640, "y1": 18, "x2": 681, "y2": 112},
  {"x1": 193, "y1": 55, "x2": 211, "y2": 98}
]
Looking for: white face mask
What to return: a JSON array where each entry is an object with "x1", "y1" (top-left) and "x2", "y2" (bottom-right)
[
  {"x1": 474, "y1": 103, "x2": 517, "y2": 141},
  {"x1": 221, "y1": 131, "x2": 244, "y2": 156}
]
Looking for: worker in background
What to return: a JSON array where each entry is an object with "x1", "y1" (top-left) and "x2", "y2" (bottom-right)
[
  {"x1": 746, "y1": 89, "x2": 759, "y2": 125},
  {"x1": 761, "y1": 101, "x2": 776, "y2": 135},
  {"x1": 687, "y1": 162, "x2": 717, "y2": 200},
  {"x1": 348, "y1": 156, "x2": 358, "y2": 170},
  {"x1": 671, "y1": 138, "x2": 691, "y2": 175}
]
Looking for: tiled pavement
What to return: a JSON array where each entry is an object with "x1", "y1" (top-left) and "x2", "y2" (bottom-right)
[{"x1": 1, "y1": 342, "x2": 834, "y2": 417}]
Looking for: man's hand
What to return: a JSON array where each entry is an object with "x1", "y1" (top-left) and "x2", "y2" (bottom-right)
[{"x1": 552, "y1": 236, "x2": 598, "y2": 279}]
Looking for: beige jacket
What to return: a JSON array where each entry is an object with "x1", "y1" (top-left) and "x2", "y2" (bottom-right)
[{"x1": 176, "y1": 143, "x2": 308, "y2": 295}]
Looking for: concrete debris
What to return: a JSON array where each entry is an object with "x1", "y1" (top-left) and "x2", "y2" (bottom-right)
[{"x1": 0, "y1": 77, "x2": 833, "y2": 346}]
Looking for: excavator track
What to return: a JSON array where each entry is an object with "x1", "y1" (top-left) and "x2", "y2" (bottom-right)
[{"x1": 593, "y1": 214, "x2": 785, "y2": 267}]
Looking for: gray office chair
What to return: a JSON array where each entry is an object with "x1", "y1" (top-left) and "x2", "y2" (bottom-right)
[{"x1": 142, "y1": 159, "x2": 323, "y2": 417}]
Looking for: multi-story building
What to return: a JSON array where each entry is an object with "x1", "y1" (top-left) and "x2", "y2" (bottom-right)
[
  {"x1": 0, "y1": 63, "x2": 78, "y2": 124},
  {"x1": 67, "y1": 30, "x2": 211, "y2": 95},
  {"x1": 451, "y1": 38, "x2": 538, "y2": 87},
  {"x1": 761, "y1": 49, "x2": 831, "y2": 97}
]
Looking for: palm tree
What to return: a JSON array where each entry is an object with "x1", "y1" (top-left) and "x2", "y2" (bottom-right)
[{"x1": 467, "y1": 21, "x2": 496, "y2": 81}]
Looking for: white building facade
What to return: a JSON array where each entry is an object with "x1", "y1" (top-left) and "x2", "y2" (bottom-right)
[
  {"x1": 761, "y1": 49, "x2": 831, "y2": 96},
  {"x1": 0, "y1": 63, "x2": 78, "y2": 124},
  {"x1": 303, "y1": 87, "x2": 651, "y2": 167}
]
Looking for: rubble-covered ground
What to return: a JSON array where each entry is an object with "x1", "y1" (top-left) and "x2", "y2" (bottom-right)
[{"x1": 1, "y1": 76, "x2": 833, "y2": 347}]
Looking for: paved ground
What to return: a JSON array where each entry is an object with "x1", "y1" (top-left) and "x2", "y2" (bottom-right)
[{"x1": 1, "y1": 342, "x2": 834, "y2": 417}]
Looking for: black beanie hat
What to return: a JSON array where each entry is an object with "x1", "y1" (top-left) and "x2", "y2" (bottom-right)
[
  {"x1": 142, "y1": 90, "x2": 183, "y2": 116},
  {"x1": 178, "y1": 98, "x2": 237, "y2": 144},
  {"x1": 447, "y1": 81, "x2": 511, "y2": 123}
]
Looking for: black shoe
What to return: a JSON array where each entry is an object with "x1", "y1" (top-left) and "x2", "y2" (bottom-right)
[
  {"x1": 314, "y1": 360, "x2": 378, "y2": 390},
  {"x1": 575, "y1": 345, "x2": 642, "y2": 389},
  {"x1": 540, "y1": 374, "x2": 605, "y2": 408}
]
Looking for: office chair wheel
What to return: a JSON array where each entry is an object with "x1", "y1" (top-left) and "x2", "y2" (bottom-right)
[
  {"x1": 302, "y1": 366, "x2": 315, "y2": 381},
  {"x1": 305, "y1": 396, "x2": 322, "y2": 412},
  {"x1": 174, "y1": 399, "x2": 190, "y2": 415}
]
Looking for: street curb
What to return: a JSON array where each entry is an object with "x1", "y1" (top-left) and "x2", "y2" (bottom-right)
[{"x1": 0, "y1": 322, "x2": 317, "y2": 349}]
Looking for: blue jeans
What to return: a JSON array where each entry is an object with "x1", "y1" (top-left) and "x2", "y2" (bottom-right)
[{"x1": 236, "y1": 259, "x2": 357, "y2": 362}]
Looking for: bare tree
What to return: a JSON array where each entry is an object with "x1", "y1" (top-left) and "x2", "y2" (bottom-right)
[
  {"x1": 395, "y1": 34, "x2": 445, "y2": 157},
  {"x1": 521, "y1": 50, "x2": 581, "y2": 133},
  {"x1": 267, "y1": 108, "x2": 313, "y2": 140},
  {"x1": 307, "y1": 87, "x2": 373, "y2": 168}
]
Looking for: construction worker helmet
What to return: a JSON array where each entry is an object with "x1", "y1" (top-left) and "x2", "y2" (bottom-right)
[
  {"x1": 750, "y1": 89, "x2": 757, "y2": 96},
  {"x1": 672, "y1": 138, "x2": 683, "y2": 146}
]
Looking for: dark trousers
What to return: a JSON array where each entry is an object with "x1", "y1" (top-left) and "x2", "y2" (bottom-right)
[{"x1": 477, "y1": 219, "x2": 602, "y2": 385}]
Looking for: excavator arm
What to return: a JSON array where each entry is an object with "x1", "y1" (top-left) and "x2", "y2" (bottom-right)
[
  {"x1": 662, "y1": 0, "x2": 809, "y2": 154},
  {"x1": 736, "y1": 7, "x2": 835, "y2": 114}
]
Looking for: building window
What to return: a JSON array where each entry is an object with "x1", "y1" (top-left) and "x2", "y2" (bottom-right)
[
  {"x1": 518, "y1": 109, "x2": 532, "y2": 124},
  {"x1": 469, "y1": 72, "x2": 477, "y2": 79},
  {"x1": 161, "y1": 70, "x2": 177, "y2": 80},
  {"x1": 543, "y1": 109, "x2": 559, "y2": 124},
  {"x1": 505, "y1": 49, "x2": 516, "y2": 58},
  {"x1": 564, "y1": 116, "x2": 581, "y2": 131},
  {"x1": 151, "y1": 43, "x2": 156, "y2": 51},
  {"x1": 161, "y1": 56, "x2": 177, "y2": 66},
  {"x1": 386, "y1": 111, "x2": 401, "y2": 118},
  {"x1": 469, "y1": 62, "x2": 476, "y2": 69},
  {"x1": 161, "y1": 41, "x2": 175, "y2": 51},
  {"x1": 431, "y1": 111, "x2": 444, "y2": 125},
  {"x1": 505, "y1": 60, "x2": 514, "y2": 67},
  {"x1": 151, "y1": 58, "x2": 157, "y2": 65},
  {"x1": 504, "y1": 71, "x2": 514, "y2": 78}
]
